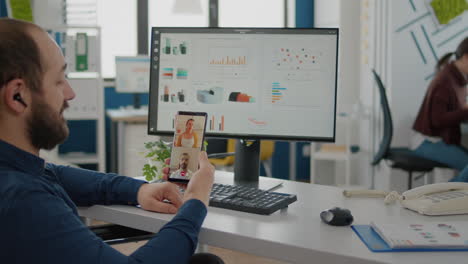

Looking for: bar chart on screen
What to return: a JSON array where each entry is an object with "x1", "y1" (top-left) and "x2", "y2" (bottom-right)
[
  {"x1": 208, "y1": 114, "x2": 225, "y2": 132},
  {"x1": 208, "y1": 47, "x2": 248, "y2": 66}
]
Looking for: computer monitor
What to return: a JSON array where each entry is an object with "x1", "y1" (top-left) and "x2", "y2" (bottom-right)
[
  {"x1": 115, "y1": 55, "x2": 151, "y2": 109},
  {"x1": 148, "y1": 27, "x2": 339, "y2": 185}
]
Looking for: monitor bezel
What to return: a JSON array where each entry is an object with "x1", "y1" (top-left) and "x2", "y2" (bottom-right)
[{"x1": 148, "y1": 27, "x2": 339, "y2": 142}]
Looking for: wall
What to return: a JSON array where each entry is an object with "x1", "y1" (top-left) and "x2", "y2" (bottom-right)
[
  {"x1": 32, "y1": 0, "x2": 64, "y2": 27},
  {"x1": 313, "y1": 0, "x2": 362, "y2": 185},
  {"x1": 338, "y1": 1, "x2": 361, "y2": 110},
  {"x1": 314, "y1": 0, "x2": 340, "y2": 28},
  {"x1": 360, "y1": 0, "x2": 468, "y2": 191},
  {"x1": 338, "y1": 0, "x2": 361, "y2": 185},
  {"x1": 315, "y1": 0, "x2": 361, "y2": 115}
]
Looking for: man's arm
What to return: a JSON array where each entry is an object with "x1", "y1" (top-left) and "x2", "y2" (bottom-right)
[
  {"x1": 131, "y1": 199, "x2": 207, "y2": 262},
  {"x1": 6, "y1": 188, "x2": 206, "y2": 264},
  {"x1": 50, "y1": 164, "x2": 146, "y2": 206}
]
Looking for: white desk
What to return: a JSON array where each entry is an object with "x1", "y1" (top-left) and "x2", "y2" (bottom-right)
[{"x1": 78, "y1": 172, "x2": 468, "y2": 264}]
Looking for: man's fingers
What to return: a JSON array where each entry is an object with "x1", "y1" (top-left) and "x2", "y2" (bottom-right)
[
  {"x1": 165, "y1": 158, "x2": 170, "y2": 165},
  {"x1": 146, "y1": 199, "x2": 178, "y2": 214},
  {"x1": 163, "y1": 182, "x2": 182, "y2": 208},
  {"x1": 198, "y1": 151, "x2": 210, "y2": 167},
  {"x1": 198, "y1": 151, "x2": 214, "y2": 176},
  {"x1": 163, "y1": 183, "x2": 183, "y2": 208},
  {"x1": 162, "y1": 167, "x2": 170, "y2": 181}
]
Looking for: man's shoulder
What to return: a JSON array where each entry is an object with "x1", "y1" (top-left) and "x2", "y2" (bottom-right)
[
  {"x1": 0, "y1": 169, "x2": 39, "y2": 185},
  {"x1": 0, "y1": 170, "x2": 51, "y2": 202}
]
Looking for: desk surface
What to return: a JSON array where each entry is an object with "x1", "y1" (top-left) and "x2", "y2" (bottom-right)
[{"x1": 78, "y1": 172, "x2": 468, "y2": 263}]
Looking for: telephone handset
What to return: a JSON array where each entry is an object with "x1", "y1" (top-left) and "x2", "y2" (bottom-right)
[
  {"x1": 400, "y1": 182, "x2": 468, "y2": 216},
  {"x1": 343, "y1": 182, "x2": 468, "y2": 216}
]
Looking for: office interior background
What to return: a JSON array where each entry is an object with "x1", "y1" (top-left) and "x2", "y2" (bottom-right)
[{"x1": 2, "y1": 0, "x2": 467, "y2": 193}]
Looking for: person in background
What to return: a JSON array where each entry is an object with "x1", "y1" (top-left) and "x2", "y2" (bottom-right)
[
  {"x1": 436, "y1": 52, "x2": 454, "y2": 72},
  {"x1": 0, "y1": 18, "x2": 223, "y2": 264},
  {"x1": 412, "y1": 37, "x2": 468, "y2": 182}
]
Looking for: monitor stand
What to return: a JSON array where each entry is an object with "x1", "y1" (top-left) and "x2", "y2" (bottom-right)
[
  {"x1": 234, "y1": 139, "x2": 260, "y2": 187},
  {"x1": 233, "y1": 139, "x2": 282, "y2": 191}
]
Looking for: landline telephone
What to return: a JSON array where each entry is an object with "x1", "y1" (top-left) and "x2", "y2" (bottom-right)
[{"x1": 343, "y1": 182, "x2": 468, "y2": 216}]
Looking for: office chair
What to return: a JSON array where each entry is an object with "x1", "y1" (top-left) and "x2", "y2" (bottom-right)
[
  {"x1": 208, "y1": 139, "x2": 236, "y2": 166},
  {"x1": 371, "y1": 69, "x2": 449, "y2": 189},
  {"x1": 209, "y1": 139, "x2": 275, "y2": 177}
]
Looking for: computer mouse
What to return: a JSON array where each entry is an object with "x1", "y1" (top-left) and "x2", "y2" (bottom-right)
[{"x1": 320, "y1": 207, "x2": 354, "y2": 226}]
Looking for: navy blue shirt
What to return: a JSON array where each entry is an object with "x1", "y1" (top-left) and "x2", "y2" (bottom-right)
[{"x1": 0, "y1": 139, "x2": 207, "y2": 263}]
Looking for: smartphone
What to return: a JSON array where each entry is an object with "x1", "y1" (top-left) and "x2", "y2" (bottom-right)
[{"x1": 168, "y1": 111, "x2": 207, "y2": 183}]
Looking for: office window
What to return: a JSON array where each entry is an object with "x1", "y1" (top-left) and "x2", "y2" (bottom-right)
[
  {"x1": 97, "y1": 0, "x2": 137, "y2": 78},
  {"x1": 66, "y1": 0, "x2": 98, "y2": 25},
  {"x1": 219, "y1": 0, "x2": 284, "y2": 27},
  {"x1": 149, "y1": 0, "x2": 209, "y2": 27}
]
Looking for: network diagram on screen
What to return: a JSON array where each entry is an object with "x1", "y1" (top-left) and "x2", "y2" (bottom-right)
[{"x1": 149, "y1": 28, "x2": 338, "y2": 141}]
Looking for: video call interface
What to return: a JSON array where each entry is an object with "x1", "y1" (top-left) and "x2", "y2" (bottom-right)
[
  {"x1": 169, "y1": 114, "x2": 206, "y2": 180},
  {"x1": 149, "y1": 28, "x2": 338, "y2": 140}
]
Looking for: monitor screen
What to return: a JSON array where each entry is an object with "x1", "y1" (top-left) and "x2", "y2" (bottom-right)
[
  {"x1": 148, "y1": 27, "x2": 338, "y2": 142},
  {"x1": 115, "y1": 56, "x2": 150, "y2": 93}
]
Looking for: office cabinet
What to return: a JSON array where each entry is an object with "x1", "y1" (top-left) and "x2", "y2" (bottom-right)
[
  {"x1": 42, "y1": 27, "x2": 105, "y2": 172},
  {"x1": 310, "y1": 115, "x2": 355, "y2": 186}
]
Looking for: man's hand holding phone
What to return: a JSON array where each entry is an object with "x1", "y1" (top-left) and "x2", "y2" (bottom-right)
[
  {"x1": 137, "y1": 182, "x2": 183, "y2": 214},
  {"x1": 163, "y1": 151, "x2": 215, "y2": 207}
]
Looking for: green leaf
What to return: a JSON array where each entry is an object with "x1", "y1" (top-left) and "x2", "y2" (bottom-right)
[
  {"x1": 141, "y1": 139, "x2": 172, "y2": 182},
  {"x1": 146, "y1": 151, "x2": 156, "y2": 158},
  {"x1": 145, "y1": 174, "x2": 152, "y2": 182}
]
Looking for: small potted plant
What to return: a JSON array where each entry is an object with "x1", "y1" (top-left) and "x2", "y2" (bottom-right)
[
  {"x1": 141, "y1": 140, "x2": 171, "y2": 182},
  {"x1": 141, "y1": 139, "x2": 208, "y2": 182}
]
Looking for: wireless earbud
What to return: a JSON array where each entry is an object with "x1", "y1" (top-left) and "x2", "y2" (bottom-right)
[{"x1": 13, "y1": 93, "x2": 28, "y2": 107}]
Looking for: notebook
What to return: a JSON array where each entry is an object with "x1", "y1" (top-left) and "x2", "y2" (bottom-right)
[{"x1": 370, "y1": 221, "x2": 468, "y2": 249}]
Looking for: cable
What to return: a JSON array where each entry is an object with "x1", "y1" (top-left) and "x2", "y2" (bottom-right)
[{"x1": 342, "y1": 189, "x2": 389, "y2": 198}]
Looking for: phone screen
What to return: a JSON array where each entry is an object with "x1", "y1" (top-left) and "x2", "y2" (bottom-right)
[{"x1": 168, "y1": 111, "x2": 207, "y2": 182}]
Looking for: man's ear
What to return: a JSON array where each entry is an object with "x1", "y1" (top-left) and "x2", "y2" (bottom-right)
[{"x1": 2, "y1": 78, "x2": 29, "y2": 113}]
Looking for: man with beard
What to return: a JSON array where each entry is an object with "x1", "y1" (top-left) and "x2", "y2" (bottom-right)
[
  {"x1": 0, "y1": 18, "x2": 222, "y2": 264},
  {"x1": 170, "y1": 153, "x2": 195, "y2": 179}
]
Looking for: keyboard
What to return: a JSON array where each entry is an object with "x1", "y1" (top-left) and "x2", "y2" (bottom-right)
[{"x1": 208, "y1": 183, "x2": 297, "y2": 215}]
